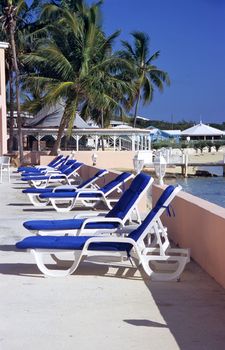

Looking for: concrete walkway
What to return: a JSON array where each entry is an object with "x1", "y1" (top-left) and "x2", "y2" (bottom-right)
[{"x1": 1, "y1": 170, "x2": 225, "y2": 350}]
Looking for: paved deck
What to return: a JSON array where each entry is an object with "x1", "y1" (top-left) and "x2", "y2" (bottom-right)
[{"x1": 1, "y1": 171, "x2": 225, "y2": 350}]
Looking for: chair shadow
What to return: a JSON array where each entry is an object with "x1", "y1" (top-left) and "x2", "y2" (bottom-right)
[
  {"x1": 0, "y1": 263, "x2": 44, "y2": 278},
  {"x1": 12, "y1": 187, "x2": 28, "y2": 190},
  {"x1": 0, "y1": 261, "x2": 142, "y2": 280},
  {"x1": 22, "y1": 207, "x2": 92, "y2": 213},
  {"x1": 142, "y1": 261, "x2": 225, "y2": 349},
  {"x1": 22, "y1": 208, "x2": 55, "y2": 212},
  {"x1": 0, "y1": 248, "x2": 142, "y2": 280},
  {"x1": 8, "y1": 203, "x2": 33, "y2": 207},
  {"x1": 123, "y1": 319, "x2": 167, "y2": 328},
  {"x1": 0, "y1": 244, "x2": 19, "y2": 252}
]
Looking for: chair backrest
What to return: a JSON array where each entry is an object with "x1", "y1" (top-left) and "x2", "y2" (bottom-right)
[
  {"x1": 106, "y1": 173, "x2": 153, "y2": 222},
  {"x1": 128, "y1": 185, "x2": 182, "y2": 243},
  {"x1": 48, "y1": 154, "x2": 64, "y2": 167},
  {"x1": 64, "y1": 162, "x2": 83, "y2": 176},
  {"x1": 56, "y1": 156, "x2": 71, "y2": 171},
  {"x1": 100, "y1": 172, "x2": 133, "y2": 195},
  {"x1": 77, "y1": 169, "x2": 108, "y2": 189},
  {"x1": 59, "y1": 159, "x2": 76, "y2": 173},
  {"x1": 0, "y1": 156, "x2": 10, "y2": 166}
]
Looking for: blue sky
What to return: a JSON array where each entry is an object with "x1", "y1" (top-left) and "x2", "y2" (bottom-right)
[{"x1": 97, "y1": 0, "x2": 225, "y2": 123}]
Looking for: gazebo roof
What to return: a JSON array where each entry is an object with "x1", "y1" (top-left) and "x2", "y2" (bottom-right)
[
  {"x1": 181, "y1": 122, "x2": 224, "y2": 136},
  {"x1": 19, "y1": 127, "x2": 150, "y2": 136},
  {"x1": 24, "y1": 102, "x2": 94, "y2": 129}
]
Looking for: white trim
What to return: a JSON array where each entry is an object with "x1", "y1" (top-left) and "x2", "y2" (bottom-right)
[{"x1": 0, "y1": 42, "x2": 9, "y2": 49}]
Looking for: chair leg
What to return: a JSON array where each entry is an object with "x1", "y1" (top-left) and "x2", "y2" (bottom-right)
[
  {"x1": 28, "y1": 194, "x2": 50, "y2": 207},
  {"x1": 33, "y1": 180, "x2": 48, "y2": 189},
  {"x1": 140, "y1": 250, "x2": 190, "y2": 282},
  {"x1": 31, "y1": 250, "x2": 83, "y2": 277},
  {"x1": 51, "y1": 198, "x2": 75, "y2": 212}
]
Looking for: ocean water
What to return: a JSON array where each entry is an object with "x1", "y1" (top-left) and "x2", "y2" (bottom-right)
[{"x1": 167, "y1": 176, "x2": 225, "y2": 209}]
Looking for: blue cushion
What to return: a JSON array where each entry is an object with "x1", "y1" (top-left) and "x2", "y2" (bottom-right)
[
  {"x1": 77, "y1": 169, "x2": 107, "y2": 189},
  {"x1": 101, "y1": 172, "x2": 131, "y2": 194},
  {"x1": 18, "y1": 155, "x2": 64, "y2": 172},
  {"x1": 39, "y1": 191, "x2": 103, "y2": 199},
  {"x1": 22, "y1": 188, "x2": 54, "y2": 194},
  {"x1": 16, "y1": 235, "x2": 132, "y2": 252},
  {"x1": 23, "y1": 219, "x2": 120, "y2": 231},
  {"x1": 21, "y1": 161, "x2": 82, "y2": 181},
  {"x1": 21, "y1": 168, "x2": 46, "y2": 174},
  {"x1": 48, "y1": 155, "x2": 64, "y2": 167},
  {"x1": 22, "y1": 187, "x2": 79, "y2": 194},
  {"x1": 21, "y1": 175, "x2": 51, "y2": 181},
  {"x1": 106, "y1": 173, "x2": 151, "y2": 219},
  {"x1": 21, "y1": 175, "x2": 60, "y2": 181}
]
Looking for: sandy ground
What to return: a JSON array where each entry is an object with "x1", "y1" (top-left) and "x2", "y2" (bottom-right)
[
  {"x1": 1, "y1": 171, "x2": 225, "y2": 349},
  {"x1": 112, "y1": 151, "x2": 225, "y2": 177},
  {"x1": 166, "y1": 151, "x2": 225, "y2": 176}
]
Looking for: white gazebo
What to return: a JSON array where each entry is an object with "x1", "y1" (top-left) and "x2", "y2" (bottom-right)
[
  {"x1": 181, "y1": 122, "x2": 224, "y2": 141},
  {"x1": 12, "y1": 103, "x2": 151, "y2": 152}
]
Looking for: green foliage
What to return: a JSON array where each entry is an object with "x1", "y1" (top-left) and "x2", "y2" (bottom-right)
[
  {"x1": 152, "y1": 139, "x2": 176, "y2": 150},
  {"x1": 213, "y1": 140, "x2": 225, "y2": 152}
]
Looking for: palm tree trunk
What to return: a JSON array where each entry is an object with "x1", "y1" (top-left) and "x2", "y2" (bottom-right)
[
  {"x1": 8, "y1": 70, "x2": 14, "y2": 152},
  {"x1": 100, "y1": 109, "x2": 105, "y2": 151},
  {"x1": 50, "y1": 113, "x2": 67, "y2": 155},
  {"x1": 9, "y1": 23, "x2": 23, "y2": 162},
  {"x1": 50, "y1": 100, "x2": 76, "y2": 155},
  {"x1": 133, "y1": 88, "x2": 141, "y2": 128}
]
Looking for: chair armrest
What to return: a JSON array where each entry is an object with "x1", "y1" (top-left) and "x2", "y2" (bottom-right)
[
  {"x1": 75, "y1": 190, "x2": 104, "y2": 199},
  {"x1": 80, "y1": 217, "x2": 123, "y2": 233},
  {"x1": 83, "y1": 236, "x2": 136, "y2": 253},
  {"x1": 74, "y1": 212, "x2": 107, "y2": 219}
]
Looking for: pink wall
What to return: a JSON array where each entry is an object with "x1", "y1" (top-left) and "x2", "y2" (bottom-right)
[
  {"x1": 40, "y1": 151, "x2": 136, "y2": 169},
  {"x1": 152, "y1": 185, "x2": 225, "y2": 289}
]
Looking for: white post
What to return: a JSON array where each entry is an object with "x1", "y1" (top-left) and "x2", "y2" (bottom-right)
[
  {"x1": 144, "y1": 136, "x2": 147, "y2": 150},
  {"x1": 132, "y1": 135, "x2": 135, "y2": 151},
  {"x1": 184, "y1": 153, "x2": 189, "y2": 177},
  {"x1": 119, "y1": 137, "x2": 121, "y2": 151},
  {"x1": 223, "y1": 154, "x2": 225, "y2": 177},
  {"x1": 37, "y1": 134, "x2": 41, "y2": 152},
  {"x1": 113, "y1": 135, "x2": 116, "y2": 151},
  {"x1": 76, "y1": 135, "x2": 79, "y2": 151},
  {"x1": 137, "y1": 135, "x2": 139, "y2": 151},
  {"x1": 95, "y1": 135, "x2": 98, "y2": 151}
]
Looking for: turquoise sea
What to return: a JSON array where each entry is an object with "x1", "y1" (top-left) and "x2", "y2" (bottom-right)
[{"x1": 167, "y1": 176, "x2": 225, "y2": 209}]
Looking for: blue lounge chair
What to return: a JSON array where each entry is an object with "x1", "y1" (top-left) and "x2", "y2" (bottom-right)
[
  {"x1": 23, "y1": 173, "x2": 154, "y2": 235},
  {"x1": 37, "y1": 172, "x2": 134, "y2": 212},
  {"x1": 16, "y1": 185, "x2": 190, "y2": 280},
  {"x1": 18, "y1": 154, "x2": 65, "y2": 173},
  {"x1": 21, "y1": 160, "x2": 83, "y2": 188},
  {"x1": 22, "y1": 169, "x2": 109, "y2": 207},
  {"x1": 20, "y1": 156, "x2": 72, "y2": 178}
]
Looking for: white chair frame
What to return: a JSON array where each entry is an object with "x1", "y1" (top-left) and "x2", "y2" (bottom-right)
[{"x1": 0, "y1": 156, "x2": 10, "y2": 183}]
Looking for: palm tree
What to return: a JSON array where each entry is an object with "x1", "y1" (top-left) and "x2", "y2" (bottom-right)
[
  {"x1": 119, "y1": 31, "x2": 170, "y2": 127},
  {"x1": 23, "y1": 1, "x2": 133, "y2": 154},
  {"x1": 0, "y1": 0, "x2": 42, "y2": 158}
]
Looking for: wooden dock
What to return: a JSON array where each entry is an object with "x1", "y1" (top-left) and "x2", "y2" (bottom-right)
[{"x1": 171, "y1": 162, "x2": 225, "y2": 177}]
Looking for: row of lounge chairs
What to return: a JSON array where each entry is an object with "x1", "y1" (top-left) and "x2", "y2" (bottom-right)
[{"x1": 16, "y1": 155, "x2": 190, "y2": 280}]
